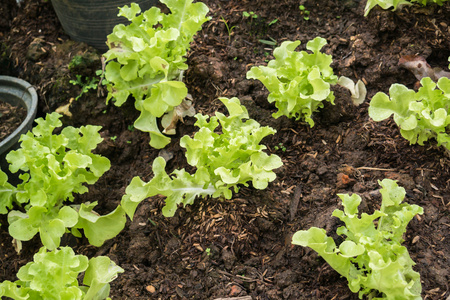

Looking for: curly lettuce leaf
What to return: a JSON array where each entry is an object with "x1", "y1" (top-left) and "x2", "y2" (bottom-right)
[
  {"x1": 121, "y1": 157, "x2": 215, "y2": 218},
  {"x1": 82, "y1": 256, "x2": 124, "y2": 299},
  {"x1": 369, "y1": 77, "x2": 450, "y2": 150},
  {"x1": 0, "y1": 113, "x2": 122, "y2": 250},
  {"x1": 0, "y1": 247, "x2": 123, "y2": 300},
  {"x1": 8, "y1": 206, "x2": 78, "y2": 250},
  {"x1": 74, "y1": 202, "x2": 127, "y2": 248},
  {"x1": 122, "y1": 97, "x2": 283, "y2": 218},
  {"x1": 292, "y1": 179, "x2": 423, "y2": 299},
  {"x1": 0, "y1": 170, "x2": 15, "y2": 217},
  {"x1": 246, "y1": 37, "x2": 337, "y2": 127},
  {"x1": 364, "y1": 0, "x2": 412, "y2": 16},
  {"x1": 104, "y1": 0, "x2": 210, "y2": 148},
  {"x1": 180, "y1": 97, "x2": 282, "y2": 198}
]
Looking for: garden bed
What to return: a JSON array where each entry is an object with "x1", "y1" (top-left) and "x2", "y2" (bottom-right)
[{"x1": 0, "y1": 0, "x2": 449, "y2": 299}]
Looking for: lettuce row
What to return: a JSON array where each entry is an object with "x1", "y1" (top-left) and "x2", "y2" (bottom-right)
[
  {"x1": 121, "y1": 97, "x2": 283, "y2": 217},
  {"x1": 364, "y1": 0, "x2": 449, "y2": 16},
  {"x1": 0, "y1": 113, "x2": 126, "y2": 250},
  {"x1": 369, "y1": 77, "x2": 450, "y2": 151},
  {"x1": 0, "y1": 246, "x2": 123, "y2": 300},
  {"x1": 103, "y1": 0, "x2": 210, "y2": 148},
  {"x1": 292, "y1": 179, "x2": 423, "y2": 299},
  {"x1": 246, "y1": 37, "x2": 338, "y2": 127}
]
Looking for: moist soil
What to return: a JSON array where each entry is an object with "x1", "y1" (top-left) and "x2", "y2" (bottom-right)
[
  {"x1": 1, "y1": 0, "x2": 450, "y2": 299},
  {"x1": 0, "y1": 100, "x2": 26, "y2": 143}
]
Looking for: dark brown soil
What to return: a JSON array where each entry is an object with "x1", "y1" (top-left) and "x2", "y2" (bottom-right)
[
  {"x1": 1, "y1": 0, "x2": 449, "y2": 299},
  {"x1": 0, "y1": 100, "x2": 26, "y2": 142}
]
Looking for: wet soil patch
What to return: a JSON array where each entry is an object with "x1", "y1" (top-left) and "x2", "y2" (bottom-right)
[{"x1": 0, "y1": 0, "x2": 449, "y2": 299}]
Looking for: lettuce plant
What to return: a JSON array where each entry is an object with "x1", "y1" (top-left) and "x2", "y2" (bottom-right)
[
  {"x1": 103, "y1": 0, "x2": 210, "y2": 148},
  {"x1": 246, "y1": 37, "x2": 338, "y2": 127},
  {"x1": 369, "y1": 77, "x2": 450, "y2": 151},
  {"x1": 292, "y1": 179, "x2": 423, "y2": 299},
  {"x1": 0, "y1": 113, "x2": 126, "y2": 250},
  {"x1": 121, "y1": 97, "x2": 283, "y2": 217},
  {"x1": 0, "y1": 246, "x2": 123, "y2": 300},
  {"x1": 364, "y1": 0, "x2": 449, "y2": 16}
]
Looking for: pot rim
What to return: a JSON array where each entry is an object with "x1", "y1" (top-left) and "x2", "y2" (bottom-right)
[{"x1": 0, "y1": 75, "x2": 38, "y2": 154}]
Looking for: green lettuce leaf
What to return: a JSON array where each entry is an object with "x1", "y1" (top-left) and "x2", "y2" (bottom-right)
[
  {"x1": 0, "y1": 246, "x2": 123, "y2": 300},
  {"x1": 292, "y1": 179, "x2": 423, "y2": 299},
  {"x1": 74, "y1": 203, "x2": 127, "y2": 247},
  {"x1": 369, "y1": 77, "x2": 450, "y2": 150},
  {"x1": 247, "y1": 37, "x2": 337, "y2": 127},
  {"x1": 0, "y1": 113, "x2": 122, "y2": 250},
  {"x1": 122, "y1": 97, "x2": 283, "y2": 218},
  {"x1": 103, "y1": 0, "x2": 210, "y2": 148},
  {"x1": 83, "y1": 256, "x2": 124, "y2": 300}
]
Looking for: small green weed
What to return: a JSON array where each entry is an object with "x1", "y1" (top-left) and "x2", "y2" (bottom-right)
[
  {"x1": 68, "y1": 55, "x2": 84, "y2": 71},
  {"x1": 243, "y1": 11, "x2": 258, "y2": 19},
  {"x1": 69, "y1": 75, "x2": 98, "y2": 100},
  {"x1": 274, "y1": 143, "x2": 286, "y2": 152},
  {"x1": 220, "y1": 16, "x2": 236, "y2": 42},
  {"x1": 268, "y1": 19, "x2": 278, "y2": 26},
  {"x1": 299, "y1": 5, "x2": 310, "y2": 21},
  {"x1": 259, "y1": 36, "x2": 277, "y2": 46}
]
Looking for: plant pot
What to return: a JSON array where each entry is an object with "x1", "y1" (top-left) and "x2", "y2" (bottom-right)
[
  {"x1": 0, "y1": 76, "x2": 38, "y2": 180},
  {"x1": 50, "y1": 0, "x2": 158, "y2": 52}
]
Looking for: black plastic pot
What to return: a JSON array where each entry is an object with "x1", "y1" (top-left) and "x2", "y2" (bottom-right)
[
  {"x1": 0, "y1": 76, "x2": 38, "y2": 179},
  {"x1": 50, "y1": 0, "x2": 158, "y2": 52}
]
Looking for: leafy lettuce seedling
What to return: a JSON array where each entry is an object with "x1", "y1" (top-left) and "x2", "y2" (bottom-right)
[
  {"x1": 246, "y1": 37, "x2": 338, "y2": 127},
  {"x1": 0, "y1": 246, "x2": 123, "y2": 300},
  {"x1": 0, "y1": 113, "x2": 126, "y2": 250},
  {"x1": 292, "y1": 179, "x2": 423, "y2": 299},
  {"x1": 121, "y1": 97, "x2": 283, "y2": 217},
  {"x1": 103, "y1": 0, "x2": 210, "y2": 148},
  {"x1": 369, "y1": 77, "x2": 450, "y2": 151}
]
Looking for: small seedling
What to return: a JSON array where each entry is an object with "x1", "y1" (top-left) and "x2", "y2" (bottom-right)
[
  {"x1": 68, "y1": 55, "x2": 84, "y2": 71},
  {"x1": 243, "y1": 11, "x2": 258, "y2": 19},
  {"x1": 268, "y1": 19, "x2": 278, "y2": 26},
  {"x1": 147, "y1": 218, "x2": 157, "y2": 226},
  {"x1": 127, "y1": 124, "x2": 135, "y2": 131},
  {"x1": 205, "y1": 248, "x2": 211, "y2": 256},
  {"x1": 259, "y1": 36, "x2": 277, "y2": 46},
  {"x1": 220, "y1": 16, "x2": 236, "y2": 42},
  {"x1": 110, "y1": 136, "x2": 117, "y2": 141},
  {"x1": 95, "y1": 69, "x2": 109, "y2": 85},
  {"x1": 274, "y1": 143, "x2": 286, "y2": 152},
  {"x1": 69, "y1": 75, "x2": 98, "y2": 100},
  {"x1": 299, "y1": 5, "x2": 310, "y2": 20}
]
